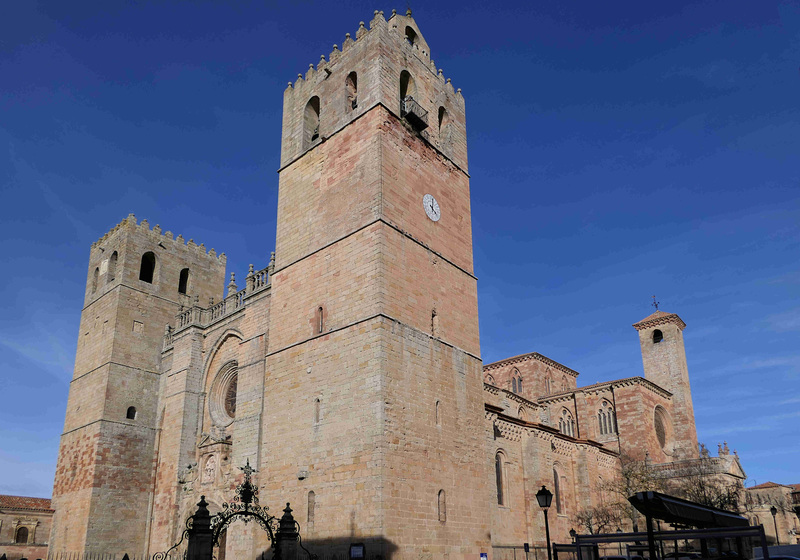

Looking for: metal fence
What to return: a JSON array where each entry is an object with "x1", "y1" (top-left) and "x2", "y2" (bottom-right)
[
  {"x1": 492, "y1": 545, "x2": 551, "y2": 560},
  {"x1": 47, "y1": 554, "x2": 145, "y2": 560}
]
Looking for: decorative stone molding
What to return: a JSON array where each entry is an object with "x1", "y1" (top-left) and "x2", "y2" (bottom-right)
[
  {"x1": 209, "y1": 361, "x2": 238, "y2": 428},
  {"x1": 483, "y1": 351, "x2": 580, "y2": 379},
  {"x1": 632, "y1": 310, "x2": 686, "y2": 331}
]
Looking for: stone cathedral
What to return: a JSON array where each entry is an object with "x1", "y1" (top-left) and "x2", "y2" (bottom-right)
[{"x1": 49, "y1": 11, "x2": 745, "y2": 560}]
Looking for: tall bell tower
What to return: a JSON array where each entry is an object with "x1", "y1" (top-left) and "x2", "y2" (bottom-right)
[
  {"x1": 50, "y1": 215, "x2": 225, "y2": 555},
  {"x1": 633, "y1": 310, "x2": 699, "y2": 460},
  {"x1": 261, "y1": 10, "x2": 489, "y2": 559}
]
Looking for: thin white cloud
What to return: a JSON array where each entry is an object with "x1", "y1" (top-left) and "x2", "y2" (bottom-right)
[{"x1": 764, "y1": 308, "x2": 800, "y2": 333}]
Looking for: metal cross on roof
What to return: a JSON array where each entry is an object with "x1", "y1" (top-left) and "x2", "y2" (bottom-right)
[
  {"x1": 652, "y1": 295, "x2": 660, "y2": 311},
  {"x1": 240, "y1": 457, "x2": 257, "y2": 479}
]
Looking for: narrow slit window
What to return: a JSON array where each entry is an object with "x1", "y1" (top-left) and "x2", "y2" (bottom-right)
[
  {"x1": 438, "y1": 489, "x2": 446, "y2": 522},
  {"x1": 314, "y1": 398, "x2": 321, "y2": 425},
  {"x1": 554, "y1": 468, "x2": 562, "y2": 514},
  {"x1": 495, "y1": 452, "x2": 505, "y2": 506},
  {"x1": 107, "y1": 251, "x2": 118, "y2": 283},
  {"x1": 316, "y1": 306, "x2": 324, "y2": 334},
  {"x1": 346, "y1": 72, "x2": 358, "y2": 110},
  {"x1": 304, "y1": 96, "x2": 320, "y2": 148},
  {"x1": 308, "y1": 490, "x2": 316, "y2": 523},
  {"x1": 92, "y1": 267, "x2": 99, "y2": 293}
]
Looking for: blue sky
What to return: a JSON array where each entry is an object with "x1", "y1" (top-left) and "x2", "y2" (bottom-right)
[{"x1": 1, "y1": 1, "x2": 798, "y2": 498}]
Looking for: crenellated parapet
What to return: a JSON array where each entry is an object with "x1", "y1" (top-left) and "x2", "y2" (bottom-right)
[
  {"x1": 280, "y1": 9, "x2": 468, "y2": 171},
  {"x1": 92, "y1": 213, "x2": 226, "y2": 263}
]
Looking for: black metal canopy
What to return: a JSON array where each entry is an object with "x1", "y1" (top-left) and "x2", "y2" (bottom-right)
[{"x1": 628, "y1": 491, "x2": 749, "y2": 528}]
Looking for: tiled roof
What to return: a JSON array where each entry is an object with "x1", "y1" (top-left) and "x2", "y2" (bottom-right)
[
  {"x1": 0, "y1": 494, "x2": 53, "y2": 511},
  {"x1": 632, "y1": 310, "x2": 686, "y2": 331},
  {"x1": 748, "y1": 481, "x2": 787, "y2": 490}
]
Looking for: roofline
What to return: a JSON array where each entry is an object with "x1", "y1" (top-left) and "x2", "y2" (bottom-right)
[
  {"x1": 484, "y1": 351, "x2": 580, "y2": 378},
  {"x1": 572, "y1": 376, "x2": 673, "y2": 399},
  {"x1": 486, "y1": 404, "x2": 619, "y2": 457},
  {"x1": 633, "y1": 312, "x2": 686, "y2": 331}
]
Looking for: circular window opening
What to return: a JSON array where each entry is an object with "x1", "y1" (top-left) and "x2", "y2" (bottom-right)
[
  {"x1": 653, "y1": 329, "x2": 664, "y2": 343},
  {"x1": 210, "y1": 362, "x2": 238, "y2": 427}
]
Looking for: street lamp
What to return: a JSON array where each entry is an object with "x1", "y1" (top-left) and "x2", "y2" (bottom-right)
[
  {"x1": 771, "y1": 506, "x2": 780, "y2": 545},
  {"x1": 536, "y1": 486, "x2": 554, "y2": 560},
  {"x1": 570, "y1": 528, "x2": 577, "y2": 543}
]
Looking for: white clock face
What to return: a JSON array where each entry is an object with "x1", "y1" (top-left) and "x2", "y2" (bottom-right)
[{"x1": 423, "y1": 194, "x2": 441, "y2": 222}]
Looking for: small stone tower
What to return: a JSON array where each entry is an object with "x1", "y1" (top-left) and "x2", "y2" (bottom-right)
[
  {"x1": 50, "y1": 215, "x2": 225, "y2": 555},
  {"x1": 633, "y1": 310, "x2": 699, "y2": 460}
]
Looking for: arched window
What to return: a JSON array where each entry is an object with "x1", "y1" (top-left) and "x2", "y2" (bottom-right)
[
  {"x1": 553, "y1": 467, "x2": 562, "y2": 514},
  {"x1": 438, "y1": 106, "x2": 451, "y2": 145},
  {"x1": 495, "y1": 452, "x2": 506, "y2": 506},
  {"x1": 438, "y1": 489, "x2": 446, "y2": 522},
  {"x1": 399, "y1": 70, "x2": 416, "y2": 113},
  {"x1": 598, "y1": 401, "x2": 616, "y2": 435},
  {"x1": 511, "y1": 368, "x2": 522, "y2": 394},
  {"x1": 653, "y1": 329, "x2": 663, "y2": 343},
  {"x1": 92, "y1": 267, "x2": 99, "y2": 293},
  {"x1": 438, "y1": 106, "x2": 449, "y2": 133},
  {"x1": 107, "y1": 251, "x2": 118, "y2": 283},
  {"x1": 654, "y1": 406, "x2": 670, "y2": 449},
  {"x1": 435, "y1": 400, "x2": 441, "y2": 426},
  {"x1": 15, "y1": 526, "x2": 28, "y2": 543},
  {"x1": 307, "y1": 490, "x2": 316, "y2": 523},
  {"x1": 139, "y1": 252, "x2": 156, "y2": 283},
  {"x1": 178, "y1": 268, "x2": 189, "y2": 294},
  {"x1": 545, "y1": 375, "x2": 552, "y2": 395},
  {"x1": 126, "y1": 406, "x2": 137, "y2": 420},
  {"x1": 314, "y1": 398, "x2": 321, "y2": 425},
  {"x1": 518, "y1": 406, "x2": 527, "y2": 421},
  {"x1": 405, "y1": 26, "x2": 418, "y2": 46},
  {"x1": 485, "y1": 374, "x2": 495, "y2": 385},
  {"x1": 346, "y1": 72, "x2": 358, "y2": 110},
  {"x1": 559, "y1": 408, "x2": 575, "y2": 437},
  {"x1": 431, "y1": 308, "x2": 438, "y2": 336},
  {"x1": 304, "y1": 96, "x2": 320, "y2": 148},
  {"x1": 562, "y1": 375, "x2": 568, "y2": 390}
]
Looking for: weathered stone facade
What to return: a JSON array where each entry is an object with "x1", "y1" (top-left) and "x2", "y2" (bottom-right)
[
  {"x1": 49, "y1": 10, "x2": 758, "y2": 560},
  {"x1": 0, "y1": 495, "x2": 53, "y2": 560}
]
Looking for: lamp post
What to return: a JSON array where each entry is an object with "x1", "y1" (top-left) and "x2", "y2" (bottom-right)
[
  {"x1": 536, "y1": 486, "x2": 554, "y2": 560},
  {"x1": 616, "y1": 527, "x2": 623, "y2": 555},
  {"x1": 570, "y1": 528, "x2": 577, "y2": 543},
  {"x1": 771, "y1": 506, "x2": 780, "y2": 545}
]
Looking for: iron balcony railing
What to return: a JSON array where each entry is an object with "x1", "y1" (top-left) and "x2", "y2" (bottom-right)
[{"x1": 402, "y1": 96, "x2": 428, "y2": 131}]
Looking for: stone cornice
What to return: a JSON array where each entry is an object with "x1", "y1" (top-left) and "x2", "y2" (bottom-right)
[
  {"x1": 483, "y1": 352, "x2": 579, "y2": 378},
  {"x1": 487, "y1": 404, "x2": 617, "y2": 457},
  {"x1": 632, "y1": 311, "x2": 686, "y2": 331},
  {"x1": 575, "y1": 376, "x2": 673, "y2": 399}
]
